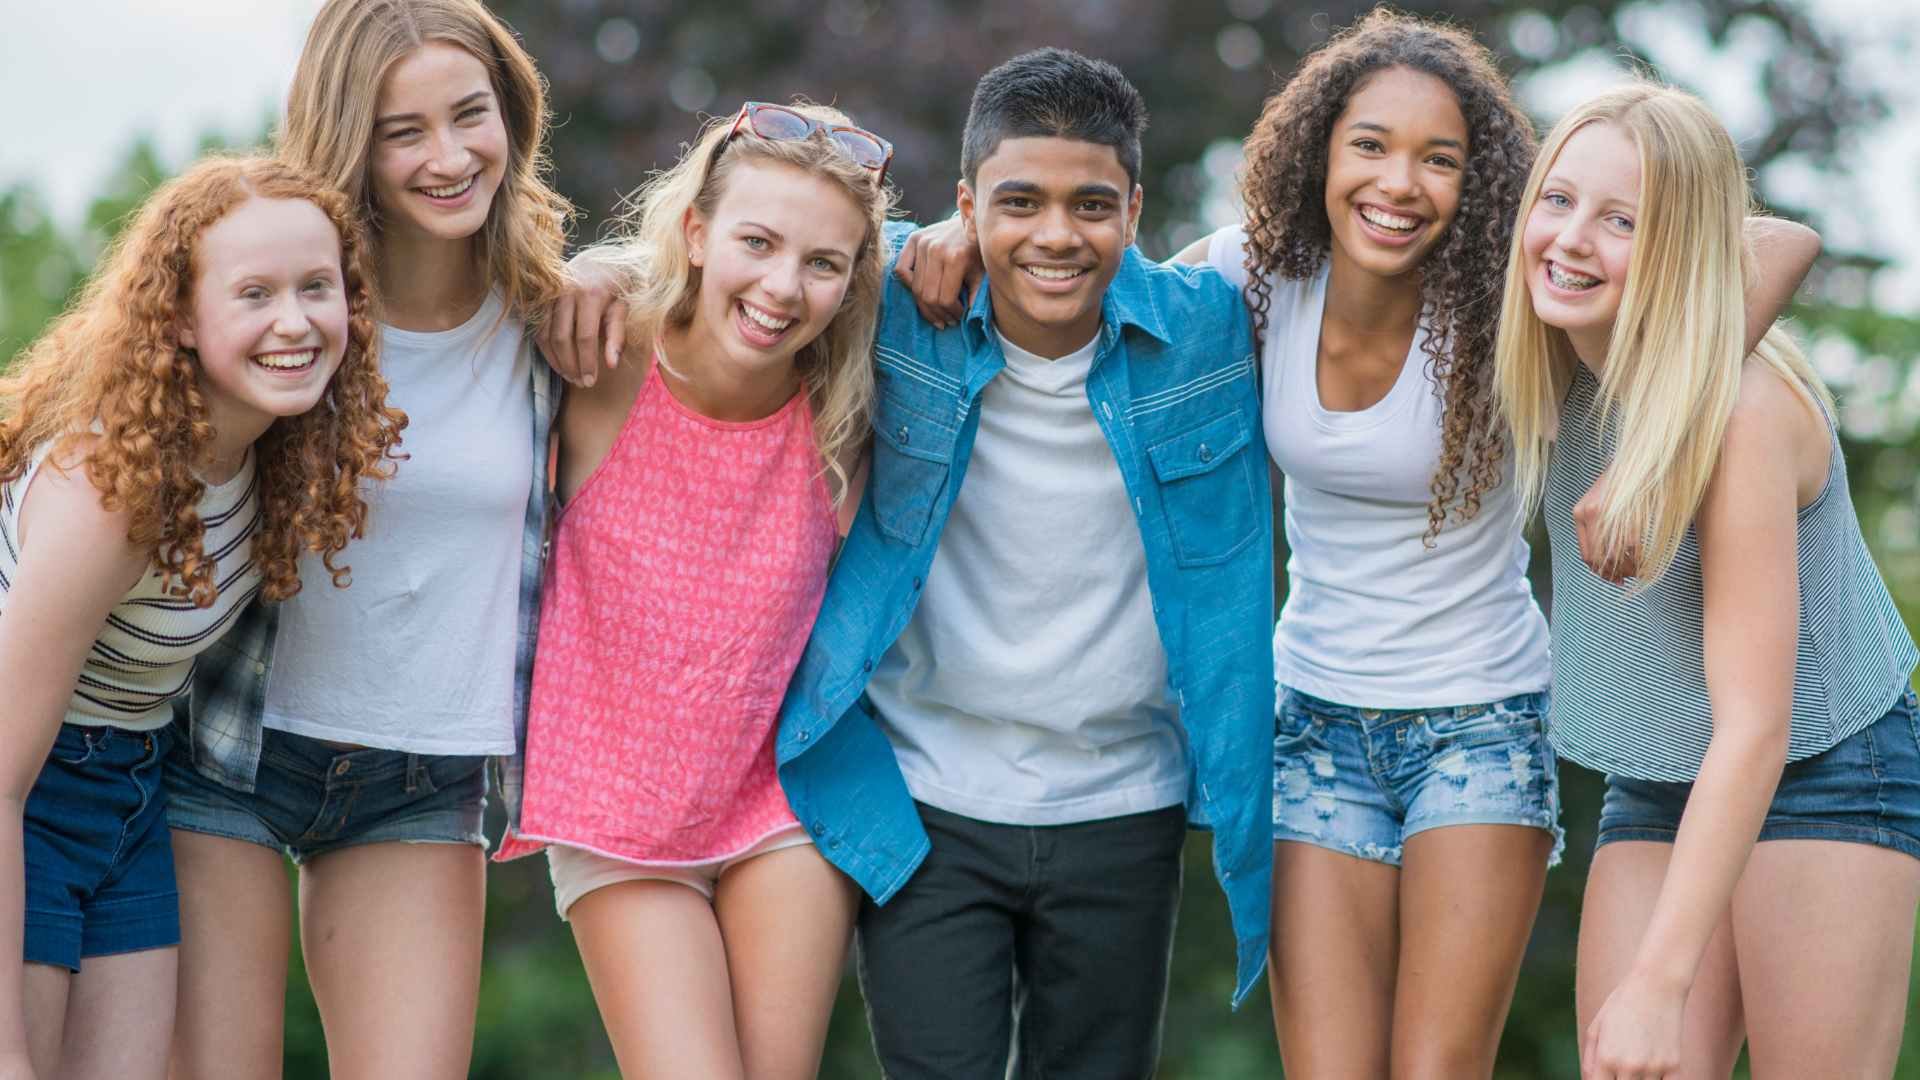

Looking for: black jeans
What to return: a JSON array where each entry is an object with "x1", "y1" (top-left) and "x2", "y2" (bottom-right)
[{"x1": 855, "y1": 801, "x2": 1187, "y2": 1079}]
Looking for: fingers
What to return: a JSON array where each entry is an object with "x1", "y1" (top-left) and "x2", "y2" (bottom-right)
[{"x1": 602, "y1": 298, "x2": 629, "y2": 371}]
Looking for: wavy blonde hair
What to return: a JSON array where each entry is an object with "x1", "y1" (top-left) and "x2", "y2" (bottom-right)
[
  {"x1": 1494, "y1": 82, "x2": 1830, "y2": 587},
  {"x1": 0, "y1": 155, "x2": 407, "y2": 607},
  {"x1": 590, "y1": 103, "x2": 895, "y2": 503},
  {"x1": 281, "y1": 0, "x2": 570, "y2": 325}
]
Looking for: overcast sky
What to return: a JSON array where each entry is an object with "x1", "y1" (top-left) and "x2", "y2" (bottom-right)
[{"x1": 2, "y1": 0, "x2": 1913, "y2": 309}]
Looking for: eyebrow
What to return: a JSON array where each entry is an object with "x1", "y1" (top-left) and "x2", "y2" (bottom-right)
[
  {"x1": 375, "y1": 90, "x2": 492, "y2": 127},
  {"x1": 736, "y1": 221, "x2": 785, "y2": 243},
  {"x1": 1348, "y1": 120, "x2": 1465, "y2": 151},
  {"x1": 989, "y1": 179, "x2": 1125, "y2": 200},
  {"x1": 1541, "y1": 174, "x2": 1639, "y2": 209}
]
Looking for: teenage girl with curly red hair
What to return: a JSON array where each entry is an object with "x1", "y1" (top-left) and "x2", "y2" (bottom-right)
[{"x1": 0, "y1": 154, "x2": 402, "y2": 1080}]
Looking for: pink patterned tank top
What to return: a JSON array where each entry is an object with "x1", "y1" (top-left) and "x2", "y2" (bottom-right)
[{"x1": 496, "y1": 363, "x2": 837, "y2": 864}]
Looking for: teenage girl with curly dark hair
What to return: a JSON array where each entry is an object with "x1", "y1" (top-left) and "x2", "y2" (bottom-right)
[{"x1": 1168, "y1": 12, "x2": 1561, "y2": 1073}]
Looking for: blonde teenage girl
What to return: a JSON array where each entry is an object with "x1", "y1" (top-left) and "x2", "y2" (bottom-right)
[
  {"x1": 493, "y1": 100, "x2": 891, "y2": 1080},
  {"x1": 0, "y1": 154, "x2": 401, "y2": 1080},
  {"x1": 163, "y1": 3, "x2": 572, "y2": 1078},
  {"x1": 1496, "y1": 83, "x2": 1919, "y2": 1080}
]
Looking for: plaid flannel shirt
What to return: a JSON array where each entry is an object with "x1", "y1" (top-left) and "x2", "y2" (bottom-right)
[{"x1": 177, "y1": 348, "x2": 558, "y2": 832}]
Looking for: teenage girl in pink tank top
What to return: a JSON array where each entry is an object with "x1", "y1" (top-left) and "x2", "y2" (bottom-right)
[{"x1": 496, "y1": 101, "x2": 893, "y2": 1077}]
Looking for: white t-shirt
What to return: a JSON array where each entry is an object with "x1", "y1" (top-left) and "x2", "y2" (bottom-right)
[
  {"x1": 865, "y1": 331, "x2": 1189, "y2": 826},
  {"x1": 1206, "y1": 225, "x2": 1550, "y2": 708},
  {"x1": 262, "y1": 290, "x2": 532, "y2": 754}
]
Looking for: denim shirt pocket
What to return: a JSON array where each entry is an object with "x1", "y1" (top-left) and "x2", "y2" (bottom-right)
[
  {"x1": 1147, "y1": 410, "x2": 1259, "y2": 567},
  {"x1": 868, "y1": 389, "x2": 957, "y2": 547}
]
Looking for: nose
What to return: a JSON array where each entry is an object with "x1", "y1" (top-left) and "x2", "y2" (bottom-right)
[
  {"x1": 1376, "y1": 154, "x2": 1420, "y2": 200},
  {"x1": 1554, "y1": 214, "x2": 1596, "y2": 258},
  {"x1": 273, "y1": 291, "x2": 313, "y2": 339},
  {"x1": 427, "y1": 126, "x2": 472, "y2": 178},
  {"x1": 1029, "y1": 205, "x2": 1085, "y2": 255},
  {"x1": 760, "y1": 255, "x2": 804, "y2": 303}
]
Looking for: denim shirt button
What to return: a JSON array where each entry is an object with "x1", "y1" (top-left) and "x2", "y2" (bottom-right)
[
  {"x1": 863, "y1": 659, "x2": 874, "y2": 672},
  {"x1": 1198, "y1": 443, "x2": 1213, "y2": 463},
  {"x1": 896, "y1": 424, "x2": 910, "y2": 446},
  {"x1": 912, "y1": 577, "x2": 923, "y2": 590},
  {"x1": 797, "y1": 728, "x2": 810, "y2": 742}
]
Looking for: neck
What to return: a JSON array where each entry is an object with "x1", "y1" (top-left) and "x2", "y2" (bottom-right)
[
  {"x1": 658, "y1": 322, "x2": 802, "y2": 423},
  {"x1": 1567, "y1": 326, "x2": 1611, "y2": 375},
  {"x1": 199, "y1": 400, "x2": 271, "y2": 486},
  {"x1": 1322, "y1": 246, "x2": 1423, "y2": 335},
  {"x1": 986, "y1": 284, "x2": 1099, "y2": 361},
  {"x1": 377, "y1": 228, "x2": 489, "y2": 331}
]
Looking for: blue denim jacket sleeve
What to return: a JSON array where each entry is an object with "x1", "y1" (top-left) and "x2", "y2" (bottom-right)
[{"x1": 777, "y1": 241, "x2": 1276, "y2": 1006}]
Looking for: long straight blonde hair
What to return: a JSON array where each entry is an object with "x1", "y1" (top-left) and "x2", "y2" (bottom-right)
[
  {"x1": 281, "y1": 0, "x2": 570, "y2": 325},
  {"x1": 589, "y1": 104, "x2": 895, "y2": 505},
  {"x1": 1494, "y1": 82, "x2": 1831, "y2": 586}
]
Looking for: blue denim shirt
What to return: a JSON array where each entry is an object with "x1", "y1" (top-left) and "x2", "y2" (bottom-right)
[
  {"x1": 776, "y1": 226, "x2": 1276, "y2": 1005},
  {"x1": 177, "y1": 345, "x2": 557, "y2": 828}
]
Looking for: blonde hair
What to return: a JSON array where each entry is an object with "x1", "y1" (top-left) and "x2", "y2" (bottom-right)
[
  {"x1": 1494, "y1": 82, "x2": 1831, "y2": 587},
  {"x1": 591, "y1": 103, "x2": 895, "y2": 504},
  {"x1": 281, "y1": 0, "x2": 570, "y2": 325}
]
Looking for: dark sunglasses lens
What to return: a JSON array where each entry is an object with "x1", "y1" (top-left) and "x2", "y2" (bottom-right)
[
  {"x1": 830, "y1": 131, "x2": 888, "y2": 169},
  {"x1": 747, "y1": 106, "x2": 813, "y2": 141}
]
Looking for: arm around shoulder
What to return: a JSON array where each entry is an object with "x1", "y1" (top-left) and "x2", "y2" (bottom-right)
[{"x1": 1742, "y1": 216, "x2": 1821, "y2": 356}]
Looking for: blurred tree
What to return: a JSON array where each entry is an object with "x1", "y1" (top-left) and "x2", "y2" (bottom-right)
[{"x1": 489, "y1": 0, "x2": 1882, "y2": 255}]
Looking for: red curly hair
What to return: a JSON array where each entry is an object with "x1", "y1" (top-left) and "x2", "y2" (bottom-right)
[{"x1": 0, "y1": 155, "x2": 406, "y2": 606}]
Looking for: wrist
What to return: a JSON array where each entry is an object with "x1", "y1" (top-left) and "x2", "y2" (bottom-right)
[{"x1": 1626, "y1": 957, "x2": 1695, "y2": 994}]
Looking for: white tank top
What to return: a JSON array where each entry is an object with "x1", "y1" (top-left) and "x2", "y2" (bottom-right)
[
  {"x1": 0, "y1": 440, "x2": 262, "y2": 730},
  {"x1": 1206, "y1": 225, "x2": 1551, "y2": 708}
]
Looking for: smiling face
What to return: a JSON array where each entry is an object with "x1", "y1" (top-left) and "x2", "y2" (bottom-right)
[
  {"x1": 958, "y1": 135, "x2": 1141, "y2": 358},
  {"x1": 680, "y1": 158, "x2": 868, "y2": 385},
  {"x1": 181, "y1": 196, "x2": 350, "y2": 439},
  {"x1": 369, "y1": 41, "x2": 508, "y2": 246},
  {"x1": 1520, "y1": 120, "x2": 1641, "y2": 364},
  {"x1": 1323, "y1": 65, "x2": 1468, "y2": 281}
]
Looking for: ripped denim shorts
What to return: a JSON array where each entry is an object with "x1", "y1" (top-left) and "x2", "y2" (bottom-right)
[{"x1": 1272, "y1": 687, "x2": 1564, "y2": 867}]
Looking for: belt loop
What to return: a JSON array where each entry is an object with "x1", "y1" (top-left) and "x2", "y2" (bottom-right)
[{"x1": 405, "y1": 754, "x2": 422, "y2": 795}]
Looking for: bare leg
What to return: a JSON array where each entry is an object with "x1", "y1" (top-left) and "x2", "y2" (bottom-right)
[
  {"x1": 713, "y1": 846, "x2": 857, "y2": 1080},
  {"x1": 58, "y1": 948, "x2": 175, "y2": 1080},
  {"x1": 1733, "y1": 840, "x2": 1920, "y2": 1079},
  {"x1": 1576, "y1": 841, "x2": 1745, "y2": 1077},
  {"x1": 1390, "y1": 824, "x2": 1551, "y2": 1080},
  {"x1": 569, "y1": 879, "x2": 744, "y2": 1080},
  {"x1": 1269, "y1": 840, "x2": 1399, "y2": 1077},
  {"x1": 21, "y1": 962, "x2": 69, "y2": 1077},
  {"x1": 168, "y1": 831, "x2": 291, "y2": 1080},
  {"x1": 297, "y1": 842, "x2": 485, "y2": 1080}
]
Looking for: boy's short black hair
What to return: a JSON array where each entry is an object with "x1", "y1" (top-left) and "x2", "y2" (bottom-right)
[{"x1": 960, "y1": 47, "x2": 1148, "y2": 186}]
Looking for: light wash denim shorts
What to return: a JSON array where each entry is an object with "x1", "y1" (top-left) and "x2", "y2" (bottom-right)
[
  {"x1": 1272, "y1": 687, "x2": 1564, "y2": 866},
  {"x1": 165, "y1": 726, "x2": 488, "y2": 864},
  {"x1": 1598, "y1": 688, "x2": 1920, "y2": 860}
]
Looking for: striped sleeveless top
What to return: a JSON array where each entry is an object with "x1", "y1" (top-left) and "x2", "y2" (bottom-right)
[
  {"x1": 0, "y1": 441, "x2": 263, "y2": 731},
  {"x1": 1545, "y1": 365, "x2": 1917, "y2": 781}
]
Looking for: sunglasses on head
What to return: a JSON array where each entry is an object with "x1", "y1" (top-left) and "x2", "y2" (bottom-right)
[{"x1": 722, "y1": 101, "x2": 894, "y2": 183}]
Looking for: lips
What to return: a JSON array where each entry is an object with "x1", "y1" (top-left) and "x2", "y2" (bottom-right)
[
  {"x1": 734, "y1": 299, "x2": 797, "y2": 347},
  {"x1": 1545, "y1": 260, "x2": 1601, "y2": 291},
  {"x1": 415, "y1": 174, "x2": 477, "y2": 203}
]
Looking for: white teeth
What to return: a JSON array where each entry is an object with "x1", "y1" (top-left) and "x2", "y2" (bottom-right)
[
  {"x1": 740, "y1": 303, "x2": 794, "y2": 332},
  {"x1": 252, "y1": 349, "x2": 317, "y2": 370},
  {"x1": 1548, "y1": 262, "x2": 1600, "y2": 290},
  {"x1": 420, "y1": 176, "x2": 475, "y2": 199},
  {"x1": 1023, "y1": 265, "x2": 1085, "y2": 281},
  {"x1": 1359, "y1": 206, "x2": 1420, "y2": 232}
]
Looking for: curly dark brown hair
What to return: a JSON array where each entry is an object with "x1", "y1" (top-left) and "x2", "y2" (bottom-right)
[
  {"x1": 1239, "y1": 7, "x2": 1537, "y2": 542},
  {"x1": 0, "y1": 155, "x2": 406, "y2": 606}
]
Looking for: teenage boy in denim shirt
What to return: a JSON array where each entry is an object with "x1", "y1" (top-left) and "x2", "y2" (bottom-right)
[{"x1": 775, "y1": 49, "x2": 1274, "y2": 1078}]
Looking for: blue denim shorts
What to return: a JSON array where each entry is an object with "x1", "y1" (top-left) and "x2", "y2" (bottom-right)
[
  {"x1": 1273, "y1": 687, "x2": 1564, "y2": 867},
  {"x1": 1598, "y1": 689, "x2": 1920, "y2": 860},
  {"x1": 164, "y1": 726, "x2": 488, "y2": 863},
  {"x1": 24, "y1": 724, "x2": 180, "y2": 970}
]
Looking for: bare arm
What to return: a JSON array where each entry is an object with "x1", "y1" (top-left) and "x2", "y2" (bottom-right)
[
  {"x1": 1743, "y1": 217, "x2": 1821, "y2": 356},
  {"x1": 892, "y1": 215, "x2": 980, "y2": 330},
  {"x1": 1581, "y1": 370, "x2": 1811, "y2": 1078},
  {"x1": 1170, "y1": 236, "x2": 1211, "y2": 266},
  {"x1": 0, "y1": 462, "x2": 146, "y2": 1076}
]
